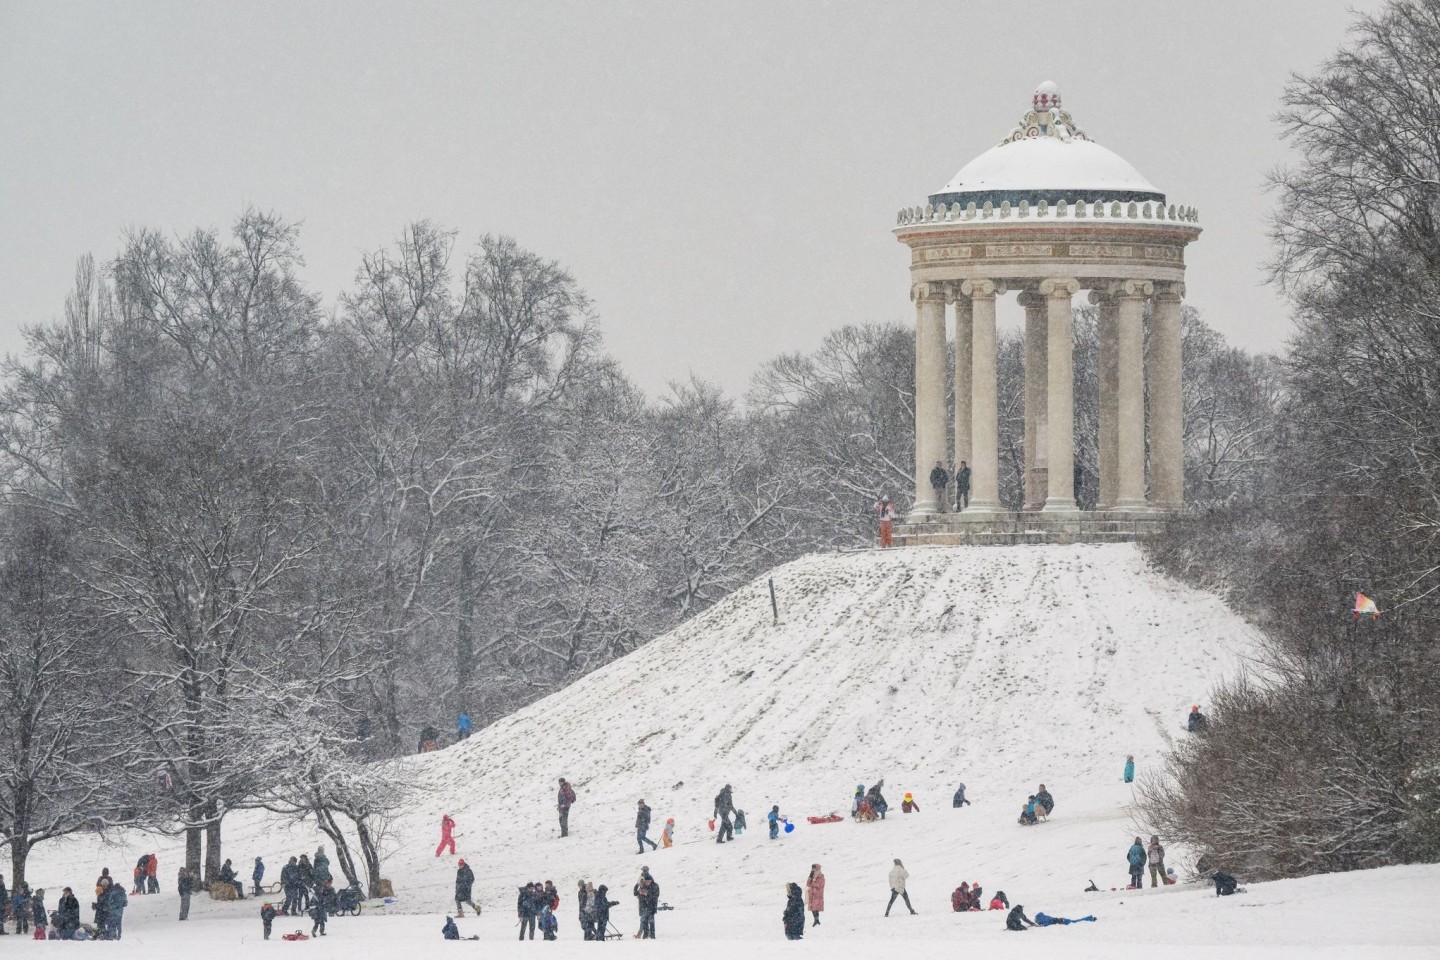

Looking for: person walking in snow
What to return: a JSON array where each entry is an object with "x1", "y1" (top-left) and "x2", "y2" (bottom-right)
[
  {"x1": 714, "y1": 784, "x2": 736, "y2": 843},
  {"x1": 805, "y1": 864, "x2": 825, "y2": 927},
  {"x1": 635, "y1": 800, "x2": 659, "y2": 853},
  {"x1": 1006, "y1": 903, "x2": 1036, "y2": 931},
  {"x1": 632, "y1": 868, "x2": 659, "y2": 940},
  {"x1": 875, "y1": 496, "x2": 896, "y2": 548},
  {"x1": 557, "y1": 777, "x2": 576, "y2": 838},
  {"x1": 309, "y1": 890, "x2": 327, "y2": 937},
  {"x1": 885, "y1": 858, "x2": 916, "y2": 916},
  {"x1": 782, "y1": 882, "x2": 805, "y2": 940},
  {"x1": 956, "y1": 461, "x2": 971, "y2": 510},
  {"x1": 1127, "y1": 836, "x2": 1147, "y2": 889},
  {"x1": 929, "y1": 461, "x2": 950, "y2": 513},
  {"x1": 252, "y1": 857, "x2": 265, "y2": 897},
  {"x1": 734, "y1": 808, "x2": 748, "y2": 834},
  {"x1": 952, "y1": 783, "x2": 970, "y2": 807},
  {"x1": 1187, "y1": 705, "x2": 1209, "y2": 733},
  {"x1": 1147, "y1": 835, "x2": 1167, "y2": 887},
  {"x1": 454, "y1": 860, "x2": 478, "y2": 916},
  {"x1": 662, "y1": 818, "x2": 675, "y2": 848},
  {"x1": 901, "y1": 792, "x2": 919, "y2": 813},
  {"x1": 456, "y1": 711, "x2": 472, "y2": 741},
  {"x1": 1124, "y1": 755, "x2": 1135, "y2": 783},
  {"x1": 767, "y1": 804, "x2": 782, "y2": 839},
  {"x1": 436, "y1": 813, "x2": 457, "y2": 856}
]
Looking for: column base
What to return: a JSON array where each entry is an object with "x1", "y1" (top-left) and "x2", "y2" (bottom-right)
[
  {"x1": 1111, "y1": 499, "x2": 1150, "y2": 514},
  {"x1": 1041, "y1": 498, "x2": 1080, "y2": 514}
]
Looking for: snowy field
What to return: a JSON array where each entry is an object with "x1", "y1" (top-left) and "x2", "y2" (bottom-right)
[{"x1": 24, "y1": 544, "x2": 1439, "y2": 956}]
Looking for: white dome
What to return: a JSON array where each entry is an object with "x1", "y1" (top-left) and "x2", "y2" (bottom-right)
[{"x1": 932, "y1": 136, "x2": 1163, "y2": 207}]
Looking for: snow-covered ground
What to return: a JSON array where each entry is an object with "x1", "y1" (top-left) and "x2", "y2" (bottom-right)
[{"x1": 24, "y1": 544, "x2": 1438, "y2": 956}]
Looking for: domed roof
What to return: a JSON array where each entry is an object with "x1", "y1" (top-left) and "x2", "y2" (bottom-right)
[{"x1": 929, "y1": 83, "x2": 1164, "y2": 208}]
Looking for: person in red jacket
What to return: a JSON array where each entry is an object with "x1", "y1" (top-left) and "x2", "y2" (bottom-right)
[
  {"x1": 145, "y1": 854, "x2": 159, "y2": 894},
  {"x1": 557, "y1": 778, "x2": 576, "y2": 838},
  {"x1": 951, "y1": 882, "x2": 970, "y2": 912},
  {"x1": 436, "y1": 814, "x2": 457, "y2": 856}
]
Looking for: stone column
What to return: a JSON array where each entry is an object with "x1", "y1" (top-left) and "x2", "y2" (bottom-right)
[
  {"x1": 1041, "y1": 278, "x2": 1080, "y2": 513},
  {"x1": 1019, "y1": 290, "x2": 1048, "y2": 511},
  {"x1": 911, "y1": 283, "x2": 948, "y2": 515},
  {"x1": 1091, "y1": 289, "x2": 1119, "y2": 510},
  {"x1": 1149, "y1": 282, "x2": 1185, "y2": 510},
  {"x1": 952, "y1": 289, "x2": 973, "y2": 484},
  {"x1": 1114, "y1": 279, "x2": 1154, "y2": 511},
  {"x1": 962, "y1": 278, "x2": 1003, "y2": 513}
]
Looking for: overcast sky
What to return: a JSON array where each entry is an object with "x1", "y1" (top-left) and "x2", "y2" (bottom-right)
[{"x1": 0, "y1": 0, "x2": 1383, "y2": 397}]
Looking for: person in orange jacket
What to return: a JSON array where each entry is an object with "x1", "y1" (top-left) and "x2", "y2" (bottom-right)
[{"x1": 901, "y1": 792, "x2": 919, "y2": 813}]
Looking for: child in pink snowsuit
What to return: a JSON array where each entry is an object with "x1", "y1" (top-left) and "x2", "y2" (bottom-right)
[{"x1": 436, "y1": 814, "x2": 456, "y2": 856}]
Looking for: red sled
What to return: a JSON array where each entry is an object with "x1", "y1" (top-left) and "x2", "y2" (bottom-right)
[{"x1": 806, "y1": 815, "x2": 844, "y2": 824}]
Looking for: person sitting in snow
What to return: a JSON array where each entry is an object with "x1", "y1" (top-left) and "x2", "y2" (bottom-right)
[
  {"x1": 1005, "y1": 904, "x2": 1036, "y2": 931},
  {"x1": 951, "y1": 882, "x2": 970, "y2": 912},
  {"x1": 1212, "y1": 871, "x2": 1239, "y2": 896},
  {"x1": 968, "y1": 883, "x2": 984, "y2": 910},
  {"x1": 1187, "y1": 705, "x2": 1209, "y2": 734},
  {"x1": 442, "y1": 916, "x2": 460, "y2": 940},
  {"x1": 1034, "y1": 784, "x2": 1054, "y2": 817},
  {"x1": 901, "y1": 792, "x2": 919, "y2": 813},
  {"x1": 990, "y1": 890, "x2": 1009, "y2": 911},
  {"x1": 1018, "y1": 796, "x2": 1038, "y2": 826}
]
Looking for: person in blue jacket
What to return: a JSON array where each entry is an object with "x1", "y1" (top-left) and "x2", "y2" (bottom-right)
[
  {"x1": 1124, "y1": 755, "x2": 1135, "y2": 783},
  {"x1": 443, "y1": 915, "x2": 460, "y2": 940},
  {"x1": 104, "y1": 881, "x2": 128, "y2": 940},
  {"x1": 767, "y1": 805, "x2": 782, "y2": 839},
  {"x1": 456, "y1": 712, "x2": 473, "y2": 740},
  {"x1": 252, "y1": 857, "x2": 265, "y2": 896},
  {"x1": 1126, "y1": 837, "x2": 1147, "y2": 888}
]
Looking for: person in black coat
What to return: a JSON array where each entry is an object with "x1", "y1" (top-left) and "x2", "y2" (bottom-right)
[
  {"x1": 929, "y1": 462, "x2": 950, "y2": 512},
  {"x1": 714, "y1": 784, "x2": 736, "y2": 844},
  {"x1": 635, "y1": 800, "x2": 658, "y2": 853},
  {"x1": 953, "y1": 783, "x2": 970, "y2": 807},
  {"x1": 782, "y1": 882, "x2": 805, "y2": 940},
  {"x1": 517, "y1": 883, "x2": 538, "y2": 941},
  {"x1": 280, "y1": 857, "x2": 301, "y2": 915},
  {"x1": 454, "y1": 859, "x2": 478, "y2": 916},
  {"x1": 1034, "y1": 785, "x2": 1054, "y2": 816},
  {"x1": 442, "y1": 915, "x2": 460, "y2": 940},
  {"x1": 218, "y1": 858, "x2": 245, "y2": 899},
  {"x1": 955, "y1": 461, "x2": 972, "y2": 510},
  {"x1": 309, "y1": 893, "x2": 327, "y2": 937},
  {"x1": 1006, "y1": 904, "x2": 1036, "y2": 931},
  {"x1": 595, "y1": 884, "x2": 617, "y2": 938},
  {"x1": 633, "y1": 868, "x2": 659, "y2": 940},
  {"x1": 57, "y1": 887, "x2": 81, "y2": 939}
]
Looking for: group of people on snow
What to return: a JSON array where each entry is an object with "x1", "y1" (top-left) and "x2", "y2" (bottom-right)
[{"x1": 1018, "y1": 784, "x2": 1055, "y2": 825}]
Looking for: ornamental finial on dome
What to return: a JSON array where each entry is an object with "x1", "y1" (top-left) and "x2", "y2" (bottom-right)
[{"x1": 1000, "y1": 81, "x2": 1091, "y2": 147}]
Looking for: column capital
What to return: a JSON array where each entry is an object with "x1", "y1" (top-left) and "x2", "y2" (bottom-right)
[
  {"x1": 1087, "y1": 287, "x2": 1113, "y2": 306},
  {"x1": 1107, "y1": 279, "x2": 1154, "y2": 300},
  {"x1": 1016, "y1": 289, "x2": 1046, "y2": 310},
  {"x1": 1040, "y1": 277, "x2": 1080, "y2": 298},
  {"x1": 1153, "y1": 280, "x2": 1186, "y2": 302},
  {"x1": 960, "y1": 278, "x2": 1006, "y2": 300},
  {"x1": 910, "y1": 282, "x2": 946, "y2": 303}
]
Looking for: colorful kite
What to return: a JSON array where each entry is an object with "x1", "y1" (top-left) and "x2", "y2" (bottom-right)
[{"x1": 1353, "y1": 593, "x2": 1379, "y2": 619}]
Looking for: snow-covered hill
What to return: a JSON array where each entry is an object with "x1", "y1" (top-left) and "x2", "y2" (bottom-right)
[{"x1": 26, "y1": 544, "x2": 1436, "y2": 955}]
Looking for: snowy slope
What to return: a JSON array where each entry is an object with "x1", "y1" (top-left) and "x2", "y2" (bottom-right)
[{"x1": 25, "y1": 543, "x2": 1434, "y2": 955}]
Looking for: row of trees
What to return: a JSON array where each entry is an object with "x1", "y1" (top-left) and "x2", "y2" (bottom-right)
[
  {"x1": 1140, "y1": 0, "x2": 1440, "y2": 880},
  {"x1": 0, "y1": 215, "x2": 1276, "y2": 888}
]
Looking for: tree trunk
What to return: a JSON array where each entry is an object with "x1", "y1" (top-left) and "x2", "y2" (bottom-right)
[
  {"x1": 352, "y1": 814, "x2": 383, "y2": 899},
  {"x1": 9, "y1": 832, "x2": 31, "y2": 889},
  {"x1": 185, "y1": 819, "x2": 203, "y2": 877},
  {"x1": 313, "y1": 806, "x2": 360, "y2": 890},
  {"x1": 203, "y1": 802, "x2": 223, "y2": 882}
]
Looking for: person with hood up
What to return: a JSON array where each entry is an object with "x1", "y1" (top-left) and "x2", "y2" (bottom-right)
[
  {"x1": 853, "y1": 785, "x2": 865, "y2": 817},
  {"x1": 885, "y1": 858, "x2": 916, "y2": 916},
  {"x1": 990, "y1": 890, "x2": 1009, "y2": 911},
  {"x1": 436, "y1": 813, "x2": 457, "y2": 856},
  {"x1": 782, "y1": 882, "x2": 805, "y2": 940},
  {"x1": 442, "y1": 915, "x2": 460, "y2": 940},
  {"x1": 103, "y1": 878, "x2": 128, "y2": 939},
  {"x1": 252, "y1": 857, "x2": 265, "y2": 896},
  {"x1": 952, "y1": 882, "x2": 971, "y2": 912},
  {"x1": 1124, "y1": 755, "x2": 1135, "y2": 783},
  {"x1": 635, "y1": 800, "x2": 658, "y2": 853},
  {"x1": 1147, "y1": 835, "x2": 1167, "y2": 887},
  {"x1": 866, "y1": 780, "x2": 889, "y2": 820},
  {"x1": 901, "y1": 792, "x2": 919, "y2": 813},
  {"x1": 312, "y1": 846, "x2": 333, "y2": 890},
  {"x1": 516, "y1": 882, "x2": 539, "y2": 941},
  {"x1": 1127, "y1": 836, "x2": 1147, "y2": 889},
  {"x1": 953, "y1": 783, "x2": 970, "y2": 807},
  {"x1": 280, "y1": 856, "x2": 302, "y2": 915},
  {"x1": 1006, "y1": 904, "x2": 1036, "y2": 931},
  {"x1": 805, "y1": 864, "x2": 825, "y2": 927},
  {"x1": 714, "y1": 784, "x2": 736, "y2": 844},
  {"x1": 455, "y1": 859, "x2": 478, "y2": 916},
  {"x1": 595, "y1": 884, "x2": 617, "y2": 938}
]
